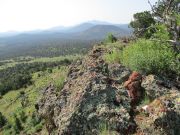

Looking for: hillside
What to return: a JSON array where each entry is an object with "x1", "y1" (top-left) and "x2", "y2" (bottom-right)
[
  {"x1": 36, "y1": 43, "x2": 180, "y2": 135},
  {"x1": 0, "y1": 22, "x2": 131, "y2": 60},
  {"x1": 0, "y1": 24, "x2": 130, "y2": 44},
  {"x1": 0, "y1": 40, "x2": 179, "y2": 135},
  {"x1": 0, "y1": 21, "x2": 131, "y2": 38},
  {"x1": 1, "y1": 0, "x2": 180, "y2": 134},
  {"x1": 0, "y1": 55, "x2": 80, "y2": 135}
]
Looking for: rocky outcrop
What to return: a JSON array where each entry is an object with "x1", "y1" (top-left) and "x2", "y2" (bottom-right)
[
  {"x1": 135, "y1": 75, "x2": 180, "y2": 135},
  {"x1": 37, "y1": 46, "x2": 135, "y2": 135},
  {"x1": 37, "y1": 46, "x2": 180, "y2": 135},
  {"x1": 135, "y1": 90, "x2": 180, "y2": 135},
  {"x1": 142, "y1": 75, "x2": 179, "y2": 100}
]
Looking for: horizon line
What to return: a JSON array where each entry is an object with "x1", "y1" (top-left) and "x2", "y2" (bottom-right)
[{"x1": 0, "y1": 20, "x2": 130, "y2": 33}]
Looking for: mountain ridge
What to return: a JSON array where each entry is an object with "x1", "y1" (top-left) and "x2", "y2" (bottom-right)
[{"x1": 0, "y1": 21, "x2": 132, "y2": 38}]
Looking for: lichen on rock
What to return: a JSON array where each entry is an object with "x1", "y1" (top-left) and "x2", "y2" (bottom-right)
[
  {"x1": 36, "y1": 45, "x2": 180, "y2": 135},
  {"x1": 135, "y1": 75, "x2": 180, "y2": 135},
  {"x1": 36, "y1": 46, "x2": 136, "y2": 135}
]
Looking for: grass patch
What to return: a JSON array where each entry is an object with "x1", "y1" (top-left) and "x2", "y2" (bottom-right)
[
  {"x1": 0, "y1": 55, "x2": 82, "y2": 70},
  {"x1": 104, "y1": 49, "x2": 121, "y2": 63},
  {"x1": 120, "y1": 39, "x2": 179, "y2": 76},
  {"x1": 99, "y1": 122, "x2": 110, "y2": 135},
  {"x1": 103, "y1": 39, "x2": 179, "y2": 77},
  {"x1": 139, "y1": 92, "x2": 151, "y2": 106},
  {"x1": 103, "y1": 41, "x2": 125, "y2": 63},
  {"x1": 0, "y1": 66, "x2": 68, "y2": 119}
]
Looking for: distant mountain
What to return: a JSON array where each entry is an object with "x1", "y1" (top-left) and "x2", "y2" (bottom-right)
[
  {"x1": 0, "y1": 21, "x2": 132, "y2": 38},
  {"x1": 0, "y1": 31, "x2": 21, "y2": 37},
  {"x1": 86, "y1": 20, "x2": 112, "y2": 25},
  {"x1": 46, "y1": 26, "x2": 66, "y2": 32},
  {"x1": 0, "y1": 21, "x2": 132, "y2": 59},
  {"x1": 115, "y1": 24, "x2": 132, "y2": 33},
  {"x1": 48, "y1": 20, "x2": 112, "y2": 33},
  {"x1": 0, "y1": 21, "x2": 132, "y2": 47},
  {"x1": 62, "y1": 23, "x2": 95, "y2": 33},
  {"x1": 74, "y1": 25, "x2": 131, "y2": 39}
]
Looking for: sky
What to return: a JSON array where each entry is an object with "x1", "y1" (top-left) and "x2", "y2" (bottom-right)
[{"x1": 0, "y1": 0, "x2": 157, "y2": 32}]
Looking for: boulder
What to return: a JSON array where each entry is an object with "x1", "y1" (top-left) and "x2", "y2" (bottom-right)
[
  {"x1": 135, "y1": 90, "x2": 180, "y2": 135},
  {"x1": 141, "y1": 75, "x2": 178, "y2": 99},
  {"x1": 135, "y1": 75, "x2": 180, "y2": 135}
]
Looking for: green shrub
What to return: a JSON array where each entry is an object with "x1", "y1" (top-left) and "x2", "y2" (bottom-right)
[
  {"x1": 152, "y1": 24, "x2": 170, "y2": 40},
  {"x1": 2, "y1": 125, "x2": 17, "y2": 135},
  {"x1": 139, "y1": 91, "x2": 151, "y2": 106},
  {"x1": 55, "y1": 76, "x2": 65, "y2": 91},
  {"x1": 0, "y1": 112, "x2": 6, "y2": 128},
  {"x1": 18, "y1": 91, "x2": 29, "y2": 108},
  {"x1": 172, "y1": 53, "x2": 180, "y2": 76},
  {"x1": 24, "y1": 113, "x2": 43, "y2": 134},
  {"x1": 99, "y1": 122, "x2": 110, "y2": 135},
  {"x1": 99, "y1": 122, "x2": 117, "y2": 135},
  {"x1": 2, "y1": 109, "x2": 43, "y2": 135},
  {"x1": 12, "y1": 114, "x2": 23, "y2": 133},
  {"x1": 105, "y1": 33, "x2": 117, "y2": 43},
  {"x1": 120, "y1": 39, "x2": 178, "y2": 76},
  {"x1": 18, "y1": 110, "x2": 27, "y2": 123},
  {"x1": 47, "y1": 68, "x2": 53, "y2": 73},
  {"x1": 104, "y1": 49, "x2": 121, "y2": 63}
]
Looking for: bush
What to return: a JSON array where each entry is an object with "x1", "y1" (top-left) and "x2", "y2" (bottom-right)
[
  {"x1": 2, "y1": 110, "x2": 44, "y2": 135},
  {"x1": 104, "y1": 49, "x2": 121, "y2": 63},
  {"x1": 47, "y1": 68, "x2": 53, "y2": 73},
  {"x1": 55, "y1": 76, "x2": 65, "y2": 91},
  {"x1": 105, "y1": 33, "x2": 117, "y2": 43},
  {"x1": 0, "y1": 112, "x2": 6, "y2": 128},
  {"x1": 24, "y1": 112, "x2": 43, "y2": 134},
  {"x1": 13, "y1": 114, "x2": 23, "y2": 132},
  {"x1": 120, "y1": 39, "x2": 178, "y2": 76},
  {"x1": 0, "y1": 60, "x2": 71, "y2": 95}
]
